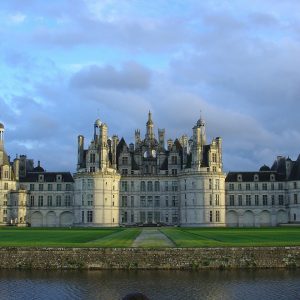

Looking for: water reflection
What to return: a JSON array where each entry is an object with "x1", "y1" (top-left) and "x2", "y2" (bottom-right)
[{"x1": 0, "y1": 269, "x2": 299, "y2": 300}]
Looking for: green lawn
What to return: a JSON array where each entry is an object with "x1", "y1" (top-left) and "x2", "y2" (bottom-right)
[
  {"x1": 160, "y1": 227, "x2": 300, "y2": 247},
  {"x1": 0, "y1": 227, "x2": 140, "y2": 248},
  {"x1": 0, "y1": 227, "x2": 299, "y2": 248}
]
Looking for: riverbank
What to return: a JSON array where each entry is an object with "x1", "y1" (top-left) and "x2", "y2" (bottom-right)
[{"x1": 0, "y1": 247, "x2": 299, "y2": 270}]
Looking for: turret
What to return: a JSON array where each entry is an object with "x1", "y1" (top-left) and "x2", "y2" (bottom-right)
[
  {"x1": 135, "y1": 129, "x2": 141, "y2": 148},
  {"x1": 158, "y1": 128, "x2": 165, "y2": 150},
  {"x1": 77, "y1": 135, "x2": 84, "y2": 169},
  {"x1": 112, "y1": 135, "x2": 119, "y2": 169},
  {"x1": 99, "y1": 123, "x2": 108, "y2": 170},
  {"x1": 94, "y1": 119, "x2": 102, "y2": 144},
  {"x1": 192, "y1": 115, "x2": 206, "y2": 169},
  {"x1": 13, "y1": 156, "x2": 20, "y2": 181}
]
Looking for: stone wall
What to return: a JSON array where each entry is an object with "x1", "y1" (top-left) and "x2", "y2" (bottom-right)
[{"x1": 0, "y1": 247, "x2": 299, "y2": 270}]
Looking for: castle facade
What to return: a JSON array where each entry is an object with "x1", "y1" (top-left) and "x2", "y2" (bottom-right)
[{"x1": 0, "y1": 113, "x2": 299, "y2": 227}]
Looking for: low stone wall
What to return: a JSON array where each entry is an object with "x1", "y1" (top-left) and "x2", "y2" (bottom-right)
[{"x1": 0, "y1": 247, "x2": 299, "y2": 270}]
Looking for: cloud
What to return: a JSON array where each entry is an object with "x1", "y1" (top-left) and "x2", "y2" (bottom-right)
[
  {"x1": 9, "y1": 13, "x2": 26, "y2": 24},
  {"x1": 70, "y1": 62, "x2": 152, "y2": 91}
]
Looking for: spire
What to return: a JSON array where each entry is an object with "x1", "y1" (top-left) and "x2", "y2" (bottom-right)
[
  {"x1": 145, "y1": 111, "x2": 154, "y2": 141},
  {"x1": 146, "y1": 110, "x2": 153, "y2": 125}
]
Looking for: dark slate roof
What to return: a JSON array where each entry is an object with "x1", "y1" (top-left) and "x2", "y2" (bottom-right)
[
  {"x1": 259, "y1": 165, "x2": 270, "y2": 172},
  {"x1": 201, "y1": 145, "x2": 210, "y2": 167},
  {"x1": 289, "y1": 160, "x2": 300, "y2": 180},
  {"x1": 20, "y1": 172, "x2": 74, "y2": 183},
  {"x1": 160, "y1": 157, "x2": 168, "y2": 170},
  {"x1": 131, "y1": 154, "x2": 140, "y2": 170},
  {"x1": 116, "y1": 138, "x2": 128, "y2": 161},
  {"x1": 185, "y1": 153, "x2": 192, "y2": 168},
  {"x1": 226, "y1": 171, "x2": 286, "y2": 182}
]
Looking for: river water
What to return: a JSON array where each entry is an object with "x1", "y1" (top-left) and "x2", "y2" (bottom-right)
[{"x1": 0, "y1": 269, "x2": 299, "y2": 300}]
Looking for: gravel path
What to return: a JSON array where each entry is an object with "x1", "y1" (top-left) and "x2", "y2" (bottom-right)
[{"x1": 132, "y1": 228, "x2": 175, "y2": 247}]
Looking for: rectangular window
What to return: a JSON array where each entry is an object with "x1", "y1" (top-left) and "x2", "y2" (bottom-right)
[
  {"x1": 238, "y1": 195, "x2": 242, "y2": 206},
  {"x1": 4, "y1": 183, "x2": 8, "y2": 190},
  {"x1": 229, "y1": 195, "x2": 234, "y2": 206},
  {"x1": 246, "y1": 183, "x2": 250, "y2": 190},
  {"x1": 30, "y1": 195, "x2": 35, "y2": 207},
  {"x1": 263, "y1": 195, "x2": 268, "y2": 206},
  {"x1": 140, "y1": 181, "x2": 146, "y2": 192},
  {"x1": 262, "y1": 183, "x2": 267, "y2": 190},
  {"x1": 165, "y1": 181, "x2": 169, "y2": 191},
  {"x1": 254, "y1": 183, "x2": 258, "y2": 191},
  {"x1": 209, "y1": 211, "x2": 213, "y2": 222},
  {"x1": 47, "y1": 196, "x2": 52, "y2": 207},
  {"x1": 122, "y1": 156, "x2": 128, "y2": 165},
  {"x1": 81, "y1": 211, "x2": 84, "y2": 223},
  {"x1": 215, "y1": 194, "x2": 220, "y2": 206},
  {"x1": 48, "y1": 184, "x2": 53, "y2": 191},
  {"x1": 294, "y1": 182, "x2": 297, "y2": 189},
  {"x1": 56, "y1": 195, "x2": 62, "y2": 207},
  {"x1": 172, "y1": 196, "x2": 177, "y2": 207},
  {"x1": 271, "y1": 195, "x2": 275, "y2": 205},
  {"x1": 122, "y1": 196, "x2": 128, "y2": 207},
  {"x1": 171, "y1": 156, "x2": 177, "y2": 165},
  {"x1": 278, "y1": 183, "x2": 283, "y2": 190},
  {"x1": 255, "y1": 195, "x2": 259, "y2": 206},
  {"x1": 121, "y1": 181, "x2": 128, "y2": 192},
  {"x1": 246, "y1": 195, "x2": 251, "y2": 206},
  {"x1": 271, "y1": 183, "x2": 274, "y2": 190},
  {"x1": 57, "y1": 184, "x2": 62, "y2": 191},
  {"x1": 238, "y1": 183, "x2": 242, "y2": 191},
  {"x1": 278, "y1": 195, "x2": 284, "y2": 206},
  {"x1": 90, "y1": 153, "x2": 95, "y2": 163},
  {"x1": 209, "y1": 194, "x2": 213, "y2": 206},
  {"x1": 147, "y1": 181, "x2": 153, "y2": 192},
  {"x1": 38, "y1": 196, "x2": 43, "y2": 207},
  {"x1": 131, "y1": 181, "x2": 134, "y2": 191},
  {"x1": 215, "y1": 179, "x2": 220, "y2": 190},
  {"x1": 65, "y1": 195, "x2": 71, "y2": 207},
  {"x1": 66, "y1": 184, "x2": 71, "y2": 191},
  {"x1": 171, "y1": 169, "x2": 177, "y2": 175},
  {"x1": 209, "y1": 179, "x2": 212, "y2": 190},
  {"x1": 229, "y1": 183, "x2": 234, "y2": 191},
  {"x1": 131, "y1": 196, "x2": 134, "y2": 207},
  {"x1": 212, "y1": 153, "x2": 217, "y2": 163},
  {"x1": 140, "y1": 211, "x2": 146, "y2": 223},
  {"x1": 172, "y1": 181, "x2": 178, "y2": 192},
  {"x1": 294, "y1": 194, "x2": 298, "y2": 204},
  {"x1": 87, "y1": 211, "x2": 93, "y2": 223},
  {"x1": 165, "y1": 196, "x2": 169, "y2": 207},
  {"x1": 147, "y1": 196, "x2": 153, "y2": 207},
  {"x1": 30, "y1": 184, "x2": 34, "y2": 191},
  {"x1": 154, "y1": 196, "x2": 160, "y2": 207},
  {"x1": 140, "y1": 196, "x2": 146, "y2": 207},
  {"x1": 122, "y1": 169, "x2": 128, "y2": 175},
  {"x1": 216, "y1": 211, "x2": 220, "y2": 222},
  {"x1": 39, "y1": 184, "x2": 43, "y2": 191},
  {"x1": 154, "y1": 181, "x2": 160, "y2": 192}
]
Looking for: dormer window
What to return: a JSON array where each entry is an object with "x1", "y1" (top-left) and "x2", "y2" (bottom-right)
[
  {"x1": 38, "y1": 174, "x2": 44, "y2": 182},
  {"x1": 122, "y1": 156, "x2": 129, "y2": 165},
  {"x1": 254, "y1": 174, "x2": 259, "y2": 182},
  {"x1": 56, "y1": 175, "x2": 62, "y2": 182},
  {"x1": 270, "y1": 174, "x2": 275, "y2": 182},
  {"x1": 237, "y1": 174, "x2": 242, "y2": 182}
]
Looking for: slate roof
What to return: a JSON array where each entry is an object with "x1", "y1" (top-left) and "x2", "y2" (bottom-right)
[
  {"x1": 20, "y1": 172, "x2": 74, "y2": 183},
  {"x1": 226, "y1": 171, "x2": 286, "y2": 182}
]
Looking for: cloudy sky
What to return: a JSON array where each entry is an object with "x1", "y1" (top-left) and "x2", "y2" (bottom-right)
[{"x1": 1, "y1": 0, "x2": 300, "y2": 172}]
